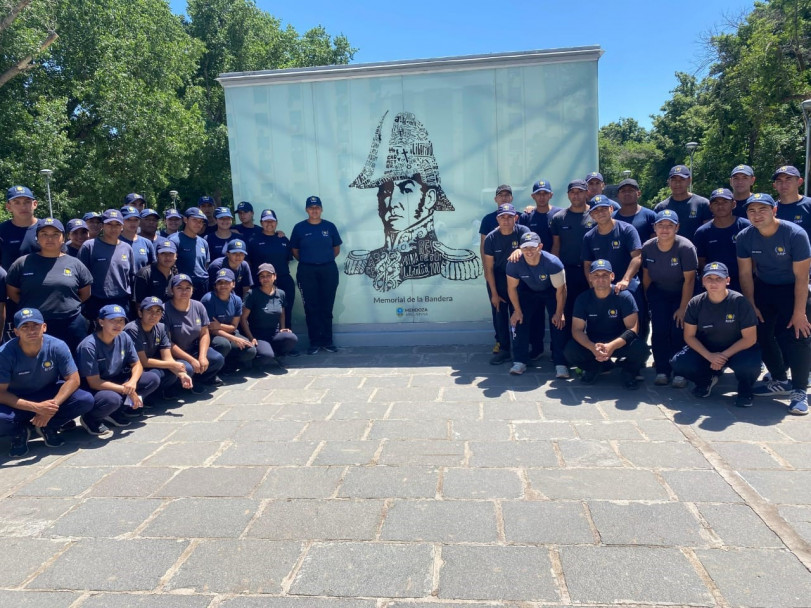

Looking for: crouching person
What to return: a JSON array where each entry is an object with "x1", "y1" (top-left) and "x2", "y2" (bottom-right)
[
  {"x1": 201, "y1": 268, "x2": 257, "y2": 374},
  {"x1": 0, "y1": 308, "x2": 95, "y2": 458},
  {"x1": 564, "y1": 259, "x2": 650, "y2": 389},
  {"x1": 124, "y1": 297, "x2": 193, "y2": 399},
  {"x1": 76, "y1": 304, "x2": 160, "y2": 432},
  {"x1": 670, "y1": 262, "x2": 760, "y2": 407}
]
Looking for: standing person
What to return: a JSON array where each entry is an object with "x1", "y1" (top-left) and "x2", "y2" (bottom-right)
[
  {"x1": 480, "y1": 185, "x2": 514, "y2": 355},
  {"x1": 201, "y1": 269, "x2": 257, "y2": 373},
  {"x1": 290, "y1": 196, "x2": 342, "y2": 355},
  {"x1": 670, "y1": 262, "x2": 760, "y2": 406},
  {"x1": 519, "y1": 180, "x2": 562, "y2": 252},
  {"x1": 772, "y1": 165, "x2": 811, "y2": 237},
  {"x1": 693, "y1": 188, "x2": 750, "y2": 293},
  {"x1": 613, "y1": 178, "x2": 657, "y2": 243},
  {"x1": 6, "y1": 218, "x2": 93, "y2": 351},
  {"x1": 564, "y1": 260, "x2": 649, "y2": 389},
  {"x1": 642, "y1": 210, "x2": 698, "y2": 387},
  {"x1": 134, "y1": 239, "x2": 177, "y2": 304},
  {"x1": 125, "y1": 296, "x2": 192, "y2": 399},
  {"x1": 83, "y1": 212, "x2": 103, "y2": 240},
  {"x1": 729, "y1": 164, "x2": 756, "y2": 218},
  {"x1": 76, "y1": 304, "x2": 160, "y2": 431},
  {"x1": 483, "y1": 203, "x2": 530, "y2": 365},
  {"x1": 65, "y1": 219, "x2": 89, "y2": 257},
  {"x1": 654, "y1": 165, "x2": 711, "y2": 242},
  {"x1": 248, "y1": 209, "x2": 295, "y2": 331},
  {"x1": 78, "y1": 209, "x2": 135, "y2": 322},
  {"x1": 737, "y1": 193, "x2": 811, "y2": 415},
  {"x1": 550, "y1": 179, "x2": 595, "y2": 342},
  {"x1": 139, "y1": 209, "x2": 160, "y2": 242},
  {"x1": 160, "y1": 209, "x2": 183, "y2": 237},
  {"x1": 235, "y1": 201, "x2": 262, "y2": 240},
  {"x1": 241, "y1": 264, "x2": 299, "y2": 365},
  {"x1": 197, "y1": 195, "x2": 217, "y2": 235},
  {"x1": 1, "y1": 186, "x2": 41, "y2": 271},
  {"x1": 119, "y1": 206, "x2": 156, "y2": 273},
  {"x1": 205, "y1": 206, "x2": 239, "y2": 258},
  {"x1": 208, "y1": 239, "x2": 253, "y2": 297},
  {"x1": 506, "y1": 232, "x2": 567, "y2": 376},
  {"x1": 164, "y1": 274, "x2": 225, "y2": 391},
  {"x1": 169, "y1": 207, "x2": 210, "y2": 300},
  {"x1": 123, "y1": 193, "x2": 146, "y2": 213},
  {"x1": 585, "y1": 172, "x2": 620, "y2": 210},
  {"x1": 0, "y1": 308, "x2": 96, "y2": 458}
]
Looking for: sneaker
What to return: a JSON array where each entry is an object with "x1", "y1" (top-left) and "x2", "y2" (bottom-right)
[
  {"x1": 671, "y1": 375, "x2": 688, "y2": 388},
  {"x1": 735, "y1": 393, "x2": 754, "y2": 408},
  {"x1": 122, "y1": 406, "x2": 142, "y2": 418},
  {"x1": 580, "y1": 369, "x2": 598, "y2": 384},
  {"x1": 9, "y1": 426, "x2": 30, "y2": 458},
  {"x1": 191, "y1": 382, "x2": 206, "y2": 394},
  {"x1": 788, "y1": 391, "x2": 809, "y2": 415},
  {"x1": 555, "y1": 365, "x2": 570, "y2": 379},
  {"x1": 492, "y1": 341, "x2": 500, "y2": 354},
  {"x1": 80, "y1": 417, "x2": 112, "y2": 437},
  {"x1": 654, "y1": 373, "x2": 670, "y2": 386},
  {"x1": 490, "y1": 351, "x2": 511, "y2": 365},
  {"x1": 103, "y1": 410, "x2": 132, "y2": 428},
  {"x1": 202, "y1": 375, "x2": 224, "y2": 387},
  {"x1": 306, "y1": 346, "x2": 320, "y2": 355},
  {"x1": 322, "y1": 344, "x2": 338, "y2": 353},
  {"x1": 509, "y1": 362, "x2": 527, "y2": 375},
  {"x1": 59, "y1": 419, "x2": 78, "y2": 432},
  {"x1": 692, "y1": 376, "x2": 719, "y2": 399},
  {"x1": 753, "y1": 379, "x2": 793, "y2": 397},
  {"x1": 35, "y1": 425, "x2": 65, "y2": 448}
]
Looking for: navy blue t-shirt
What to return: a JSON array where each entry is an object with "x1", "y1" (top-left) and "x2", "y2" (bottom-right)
[
  {"x1": 736, "y1": 220, "x2": 811, "y2": 285},
  {"x1": 234, "y1": 224, "x2": 262, "y2": 241},
  {"x1": 170, "y1": 232, "x2": 210, "y2": 280},
  {"x1": 200, "y1": 291, "x2": 243, "y2": 324},
  {"x1": 290, "y1": 220, "x2": 342, "y2": 265},
  {"x1": 572, "y1": 288, "x2": 638, "y2": 343},
  {"x1": 123, "y1": 320, "x2": 172, "y2": 359},
  {"x1": 243, "y1": 288, "x2": 287, "y2": 333},
  {"x1": 119, "y1": 235, "x2": 156, "y2": 273},
  {"x1": 479, "y1": 210, "x2": 499, "y2": 237},
  {"x1": 684, "y1": 290, "x2": 757, "y2": 352},
  {"x1": 78, "y1": 238, "x2": 135, "y2": 299},
  {"x1": 7, "y1": 254, "x2": 93, "y2": 319},
  {"x1": 208, "y1": 257, "x2": 253, "y2": 293},
  {"x1": 506, "y1": 251, "x2": 564, "y2": 292},
  {"x1": 0, "y1": 334, "x2": 76, "y2": 396},
  {"x1": 0, "y1": 219, "x2": 41, "y2": 270},
  {"x1": 247, "y1": 233, "x2": 293, "y2": 277},
  {"x1": 613, "y1": 207, "x2": 657, "y2": 243},
  {"x1": 76, "y1": 332, "x2": 139, "y2": 381},
  {"x1": 164, "y1": 299, "x2": 210, "y2": 352},
  {"x1": 483, "y1": 225, "x2": 530, "y2": 274},
  {"x1": 549, "y1": 209, "x2": 595, "y2": 267},
  {"x1": 581, "y1": 221, "x2": 642, "y2": 280},
  {"x1": 653, "y1": 195, "x2": 712, "y2": 242},
  {"x1": 776, "y1": 197, "x2": 811, "y2": 238},
  {"x1": 692, "y1": 218, "x2": 750, "y2": 281},
  {"x1": 642, "y1": 235, "x2": 698, "y2": 293},
  {"x1": 205, "y1": 231, "x2": 240, "y2": 260},
  {"x1": 518, "y1": 206, "x2": 562, "y2": 250}
]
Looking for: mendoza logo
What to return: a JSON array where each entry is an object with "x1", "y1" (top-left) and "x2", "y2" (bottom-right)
[
  {"x1": 121, "y1": 254, "x2": 128, "y2": 260},
  {"x1": 608, "y1": 309, "x2": 618, "y2": 318},
  {"x1": 322, "y1": 230, "x2": 330, "y2": 237},
  {"x1": 725, "y1": 313, "x2": 736, "y2": 323},
  {"x1": 795, "y1": 215, "x2": 803, "y2": 223},
  {"x1": 42, "y1": 360, "x2": 54, "y2": 371},
  {"x1": 611, "y1": 240, "x2": 620, "y2": 249},
  {"x1": 63, "y1": 268, "x2": 72, "y2": 276},
  {"x1": 689, "y1": 209, "x2": 697, "y2": 218},
  {"x1": 396, "y1": 307, "x2": 404, "y2": 317},
  {"x1": 539, "y1": 274, "x2": 548, "y2": 281},
  {"x1": 398, "y1": 306, "x2": 428, "y2": 317},
  {"x1": 670, "y1": 257, "x2": 679, "y2": 266},
  {"x1": 195, "y1": 318, "x2": 201, "y2": 325},
  {"x1": 775, "y1": 246, "x2": 786, "y2": 256},
  {"x1": 139, "y1": 248, "x2": 146, "y2": 255}
]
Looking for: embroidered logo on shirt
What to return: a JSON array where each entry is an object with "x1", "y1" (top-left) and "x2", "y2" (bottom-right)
[
  {"x1": 608, "y1": 309, "x2": 618, "y2": 318},
  {"x1": 195, "y1": 318, "x2": 201, "y2": 325},
  {"x1": 121, "y1": 254, "x2": 128, "y2": 260},
  {"x1": 725, "y1": 314, "x2": 736, "y2": 323},
  {"x1": 42, "y1": 360, "x2": 53, "y2": 371},
  {"x1": 63, "y1": 268, "x2": 72, "y2": 276},
  {"x1": 775, "y1": 246, "x2": 786, "y2": 255},
  {"x1": 322, "y1": 230, "x2": 330, "y2": 237},
  {"x1": 612, "y1": 240, "x2": 620, "y2": 249},
  {"x1": 670, "y1": 257, "x2": 679, "y2": 266}
]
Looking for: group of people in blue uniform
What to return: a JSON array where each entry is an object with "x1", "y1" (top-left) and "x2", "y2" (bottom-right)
[
  {"x1": 480, "y1": 164, "x2": 811, "y2": 418},
  {"x1": 0, "y1": 188, "x2": 342, "y2": 458}
]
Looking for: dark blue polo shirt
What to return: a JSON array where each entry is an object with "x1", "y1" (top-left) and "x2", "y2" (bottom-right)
[
  {"x1": 483, "y1": 225, "x2": 530, "y2": 274},
  {"x1": 736, "y1": 220, "x2": 811, "y2": 285},
  {"x1": 642, "y1": 235, "x2": 698, "y2": 292},
  {"x1": 581, "y1": 221, "x2": 642, "y2": 280},
  {"x1": 0, "y1": 334, "x2": 76, "y2": 396},
  {"x1": 243, "y1": 288, "x2": 287, "y2": 333},
  {"x1": 518, "y1": 206, "x2": 562, "y2": 250},
  {"x1": 78, "y1": 238, "x2": 135, "y2": 299},
  {"x1": 0, "y1": 219, "x2": 41, "y2": 270},
  {"x1": 6, "y1": 254, "x2": 93, "y2": 320},
  {"x1": 776, "y1": 197, "x2": 811, "y2": 238},
  {"x1": 170, "y1": 232, "x2": 210, "y2": 280},
  {"x1": 653, "y1": 195, "x2": 712, "y2": 242},
  {"x1": 613, "y1": 207, "x2": 657, "y2": 243},
  {"x1": 201, "y1": 291, "x2": 243, "y2": 324},
  {"x1": 247, "y1": 233, "x2": 293, "y2": 277},
  {"x1": 684, "y1": 290, "x2": 757, "y2": 352},
  {"x1": 573, "y1": 288, "x2": 638, "y2": 343},
  {"x1": 506, "y1": 251, "x2": 564, "y2": 292},
  {"x1": 119, "y1": 235, "x2": 156, "y2": 273},
  {"x1": 290, "y1": 220, "x2": 342, "y2": 265},
  {"x1": 208, "y1": 257, "x2": 253, "y2": 293},
  {"x1": 76, "y1": 332, "x2": 139, "y2": 381},
  {"x1": 124, "y1": 320, "x2": 172, "y2": 359},
  {"x1": 693, "y1": 218, "x2": 750, "y2": 281}
]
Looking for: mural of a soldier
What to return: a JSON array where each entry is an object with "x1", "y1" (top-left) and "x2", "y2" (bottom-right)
[{"x1": 345, "y1": 111, "x2": 482, "y2": 292}]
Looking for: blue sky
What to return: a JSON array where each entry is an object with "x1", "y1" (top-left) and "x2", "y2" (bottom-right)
[{"x1": 168, "y1": 0, "x2": 754, "y2": 129}]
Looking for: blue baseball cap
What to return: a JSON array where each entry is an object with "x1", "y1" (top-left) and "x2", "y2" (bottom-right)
[
  {"x1": 519, "y1": 232, "x2": 541, "y2": 248},
  {"x1": 139, "y1": 296, "x2": 164, "y2": 310},
  {"x1": 226, "y1": 239, "x2": 247, "y2": 253},
  {"x1": 6, "y1": 185, "x2": 34, "y2": 201},
  {"x1": 102, "y1": 209, "x2": 123, "y2": 224},
  {"x1": 585, "y1": 172, "x2": 604, "y2": 182},
  {"x1": 140, "y1": 208, "x2": 159, "y2": 219},
  {"x1": 669, "y1": 165, "x2": 691, "y2": 179},
  {"x1": 772, "y1": 165, "x2": 801, "y2": 180},
  {"x1": 567, "y1": 179, "x2": 588, "y2": 191},
  {"x1": 236, "y1": 201, "x2": 254, "y2": 213},
  {"x1": 120, "y1": 205, "x2": 140, "y2": 220},
  {"x1": 261, "y1": 209, "x2": 278, "y2": 222},
  {"x1": 124, "y1": 193, "x2": 145, "y2": 206},
  {"x1": 617, "y1": 178, "x2": 640, "y2": 190},
  {"x1": 14, "y1": 308, "x2": 44, "y2": 327},
  {"x1": 214, "y1": 206, "x2": 233, "y2": 219},
  {"x1": 215, "y1": 268, "x2": 236, "y2": 283},
  {"x1": 67, "y1": 219, "x2": 88, "y2": 233},
  {"x1": 198, "y1": 195, "x2": 215, "y2": 207},
  {"x1": 730, "y1": 164, "x2": 754, "y2": 177},
  {"x1": 703, "y1": 262, "x2": 729, "y2": 279},
  {"x1": 164, "y1": 208, "x2": 182, "y2": 220},
  {"x1": 655, "y1": 209, "x2": 680, "y2": 224},
  {"x1": 588, "y1": 195, "x2": 614, "y2": 210},
  {"x1": 184, "y1": 207, "x2": 206, "y2": 220},
  {"x1": 156, "y1": 239, "x2": 177, "y2": 253},
  {"x1": 83, "y1": 211, "x2": 102, "y2": 221},
  {"x1": 305, "y1": 196, "x2": 322, "y2": 208},
  {"x1": 170, "y1": 273, "x2": 193, "y2": 288},
  {"x1": 98, "y1": 304, "x2": 127, "y2": 320},
  {"x1": 709, "y1": 188, "x2": 734, "y2": 201},
  {"x1": 497, "y1": 203, "x2": 517, "y2": 216},
  {"x1": 532, "y1": 180, "x2": 552, "y2": 194},
  {"x1": 36, "y1": 218, "x2": 65, "y2": 234},
  {"x1": 745, "y1": 193, "x2": 777, "y2": 208},
  {"x1": 590, "y1": 259, "x2": 613, "y2": 274}
]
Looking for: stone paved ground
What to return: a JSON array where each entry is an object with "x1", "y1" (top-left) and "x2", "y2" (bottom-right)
[{"x1": 1, "y1": 345, "x2": 811, "y2": 607}]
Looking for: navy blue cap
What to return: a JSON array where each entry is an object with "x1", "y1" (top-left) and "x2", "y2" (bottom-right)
[
  {"x1": 164, "y1": 208, "x2": 182, "y2": 220},
  {"x1": 198, "y1": 195, "x2": 215, "y2": 206},
  {"x1": 214, "y1": 268, "x2": 236, "y2": 283},
  {"x1": 567, "y1": 179, "x2": 588, "y2": 191},
  {"x1": 532, "y1": 180, "x2": 552, "y2": 194},
  {"x1": 496, "y1": 203, "x2": 517, "y2": 216},
  {"x1": 588, "y1": 195, "x2": 614, "y2": 210},
  {"x1": 140, "y1": 208, "x2": 159, "y2": 219},
  {"x1": 184, "y1": 207, "x2": 206, "y2": 220},
  {"x1": 36, "y1": 218, "x2": 65, "y2": 234},
  {"x1": 709, "y1": 188, "x2": 734, "y2": 201},
  {"x1": 120, "y1": 205, "x2": 140, "y2": 219},
  {"x1": 590, "y1": 259, "x2": 613, "y2": 274},
  {"x1": 305, "y1": 196, "x2": 322, "y2": 208},
  {"x1": 772, "y1": 165, "x2": 801, "y2": 180},
  {"x1": 519, "y1": 232, "x2": 541, "y2": 248},
  {"x1": 139, "y1": 296, "x2": 165, "y2": 310},
  {"x1": 585, "y1": 172, "x2": 604, "y2": 182},
  {"x1": 102, "y1": 209, "x2": 124, "y2": 224},
  {"x1": 124, "y1": 193, "x2": 145, "y2": 206},
  {"x1": 171, "y1": 273, "x2": 193, "y2": 288},
  {"x1": 745, "y1": 193, "x2": 777, "y2": 208},
  {"x1": 214, "y1": 206, "x2": 233, "y2": 219},
  {"x1": 261, "y1": 209, "x2": 278, "y2": 222},
  {"x1": 617, "y1": 178, "x2": 640, "y2": 190},
  {"x1": 98, "y1": 304, "x2": 127, "y2": 320},
  {"x1": 6, "y1": 185, "x2": 34, "y2": 201},
  {"x1": 669, "y1": 165, "x2": 691, "y2": 179},
  {"x1": 730, "y1": 164, "x2": 754, "y2": 177},
  {"x1": 83, "y1": 211, "x2": 102, "y2": 221},
  {"x1": 654, "y1": 209, "x2": 680, "y2": 224},
  {"x1": 156, "y1": 239, "x2": 177, "y2": 253},
  {"x1": 226, "y1": 239, "x2": 247, "y2": 253},
  {"x1": 67, "y1": 219, "x2": 88, "y2": 233},
  {"x1": 14, "y1": 307, "x2": 44, "y2": 327},
  {"x1": 703, "y1": 262, "x2": 729, "y2": 279},
  {"x1": 237, "y1": 201, "x2": 254, "y2": 212}
]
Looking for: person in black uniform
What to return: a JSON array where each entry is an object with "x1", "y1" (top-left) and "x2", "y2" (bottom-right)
[
  {"x1": 564, "y1": 259, "x2": 649, "y2": 389},
  {"x1": 670, "y1": 262, "x2": 760, "y2": 406},
  {"x1": 290, "y1": 196, "x2": 342, "y2": 355},
  {"x1": 134, "y1": 239, "x2": 177, "y2": 303},
  {"x1": 247, "y1": 209, "x2": 296, "y2": 332},
  {"x1": 65, "y1": 219, "x2": 89, "y2": 257},
  {"x1": 653, "y1": 165, "x2": 711, "y2": 242},
  {"x1": 693, "y1": 188, "x2": 750, "y2": 293}
]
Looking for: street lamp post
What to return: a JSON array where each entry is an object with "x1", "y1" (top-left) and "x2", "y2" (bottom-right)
[
  {"x1": 622, "y1": 170, "x2": 631, "y2": 180},
  {"x1": 39, "y1": 169, "x2": 54, "y2": 217},
  {"x1": 169, "y1": 190, "x2": 179, "y2": 210},
  {"x1": 802, "y1": 100, "x2": 811, "y2": 197}
]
